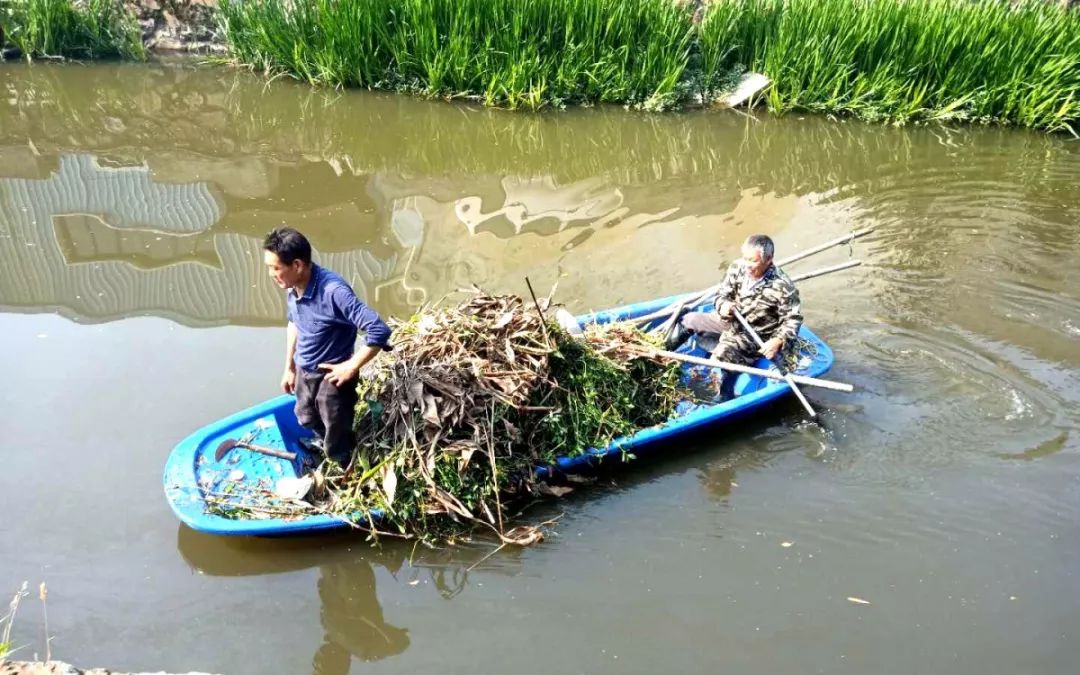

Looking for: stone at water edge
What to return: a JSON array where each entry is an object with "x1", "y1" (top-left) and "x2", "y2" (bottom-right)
[{"x1": 719, "y1": 73, "x2": 771, "y2": 108}]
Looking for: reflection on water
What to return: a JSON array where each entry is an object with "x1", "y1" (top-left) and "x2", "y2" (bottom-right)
[
  {"x1": 313, "y1": 563, "x2": 409, "y2": 670},
  {"x1": 0, "y1": 61, "x2": 1050, "y2": 330},
  {"x1": 52, "y1": 214, "x2": 223, "y2": 270},
  {"x1": 177, "y1": 528, "x2": 410, "y2": 669},
  {"x1": 176, "y1": 527, "x2": 522, "y2": 671},
  {"x1": 5, "y1": 62, "x2": 1076, "y2": 335},
  {"x1": 455, "y1": 176, "x2": 625, "y2": 237}
]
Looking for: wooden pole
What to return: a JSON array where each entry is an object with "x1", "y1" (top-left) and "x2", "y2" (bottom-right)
[
  {"x1": 775, "y1": 227, "x2": 874, "y2": 267},
  {"x1": 656, "y1": 298, "x2": 689, "y2": 340},
  {"x1": 789, "y1": 259, "x2": 862, "y2": 283},
  {"x1": 731, "y1": 308, "x2": 816, "y2": 418},
  {"x1": 636, "y1": 283, "x2": 721, "y2": 328},
  {"x1": 635, "y1": 228, "x2": 873, "y2": 327},
  {"x1": 647, "y1": 349, "x2": 853, "y2": 392},
  {"x1": 524, "y1": 276, "x2": 551, "y2": 346}
]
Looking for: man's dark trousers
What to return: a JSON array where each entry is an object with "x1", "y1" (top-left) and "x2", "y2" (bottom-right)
[{"x1": 295, "y1": 369, "x2": 359, "y2": 466}]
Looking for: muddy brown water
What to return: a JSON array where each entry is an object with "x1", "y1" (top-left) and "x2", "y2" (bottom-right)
[{"x1": 1, "y1": 61, "x2": 1078, "y2": 675}]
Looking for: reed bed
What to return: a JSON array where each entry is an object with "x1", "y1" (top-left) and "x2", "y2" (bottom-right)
[
  {"x1": 701, "y1": 0, "x2": 1080, "y2": 133},
  {"x1": 217, "y1": 0, "x2": 694, "y2": 110},
  {"x1": 1, "y1": 0, "x2": 145, "y2": 60}
]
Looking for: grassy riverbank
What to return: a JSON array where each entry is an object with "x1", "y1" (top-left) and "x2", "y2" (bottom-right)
[
  {"x1": 219, "y1": 0, "x2": 1080, "y2": 130},
  {"x1": 1, "y1": 0, "x2": 145, "y2": 60},
  {"x1": 3, "y1": 0, "x2": 1078, "y2": 132},
  {"x1": 218, "y1": 0, "x2": 693, "y2": 110},
  {"x1": 701, "y1": 0, "x2": 1080, "y2": 133}
]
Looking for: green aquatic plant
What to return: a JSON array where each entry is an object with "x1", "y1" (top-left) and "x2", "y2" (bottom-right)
[
  {"x1": 701, "y1": 0, "x2": 1080, "y2": 133},
  {"x1": 0, "y1": 582, "x2": 27, "y2": 661},
  {"x1": 1, "y1": 0, "x2": 145, "y2": 60},
  {"x1": 217, "y1": 0, "x2": 694, "y2": 110},
  {"x1": 536, "y1": 324, "x2": 682, "y2": 461}
]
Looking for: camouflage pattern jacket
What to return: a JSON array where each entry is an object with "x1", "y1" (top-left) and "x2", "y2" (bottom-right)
[{"x1": 715, "y1": 261, "x2": 803, "y2": 346}]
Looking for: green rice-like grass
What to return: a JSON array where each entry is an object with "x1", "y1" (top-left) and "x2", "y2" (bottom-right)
[
  {"x1": 701, "y1": 0, "x2": 1080, "y2": 133},
  {"x1": 217, "y1": 0, "x2": 695, "y2": 110},
  {"x1": 5, "y1": 0, "x2": 1077, "y2": 131},
  {"x1": 1, "y1": 0, "x2": 145, "y2": 60}
]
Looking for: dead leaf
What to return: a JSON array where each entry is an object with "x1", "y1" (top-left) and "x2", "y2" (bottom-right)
[
  {"x1": 537, "y1": 483, "x2": 574, "y2": 497},
  {"x1": 382, "y1": 465, "x2": 398, "y2": 506},
  {"x1": 503, "y1": 418, "x2": 521, "y2": 439},
  {"x1": 422, "y1": 374, "x2": 463, "y2": 397},
  {"x1": 847, "y1": 597, "x2": 871, "y2": 605},
  {"x1": 501, "y1": 525, "x2": 544, "y2": 546},
  {"x1": 422, "y1": 393, "x2": 441, "y2": 427},
  {"x1": 493, "y1": 311, "x2": 516, "y2": 329},
  {"x1": 458, "y1": 447, "x2": 475, "y2": 473}
]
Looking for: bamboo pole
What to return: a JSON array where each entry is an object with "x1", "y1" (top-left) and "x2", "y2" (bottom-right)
[
  {"x1": 643, "y1": 259, "x2": 863, "y2": 333},
  {"x1": 789, "y1": 259, "x2": 862, "y2": 283},
  {"x1": 635, "y1": 228, "x2": 873, "y2": 327},
  {"x1": 658, "y1": 297, "x2": 688, "y2": 344},
  {"x1": 731, "y1": 308, "x2": 816, "y2": 418},
  {"x1": 636, "y1": 283, "x2": 721, "y2": 328},
  {"x1": 775, "y1": 227, "x2": 874, "y2": 267},
  {"x1": 524, "y1": 276, "x2": 551, "y2": 346},
  {"x1": 646, "y1": 349, "x2": 854, "y2": 393}
]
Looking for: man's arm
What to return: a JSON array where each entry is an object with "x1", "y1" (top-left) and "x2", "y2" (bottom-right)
[
  {"x1": 281, "y1": 321, "x2": 298, "y2": 394},
  {"x1": 333, "y1": 285, "x2": 392, "y2": 349},
  {"x1": 774, "y1": 283, "x2": 803, "y2": 343},
  {"x1": 334, "y1": 345, "x2": 383, "y2": 383},
  {"x1": 319, "y1": 286, "x2": 392, "y2": 385},
  {"x1": 761, "y1": 283, "x2": 802, "y2": 360}
]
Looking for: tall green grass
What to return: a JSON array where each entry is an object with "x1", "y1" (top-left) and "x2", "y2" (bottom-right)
[
  {"x1": 701, "y1": 0, "x2": 1080, "y2": 133},
  {"x1": 1, "y1": 0, "x2": 145, "y2": 60},
  {"x1": 4, "y1": 0, "x2": 1077, "y2": 133},
  {"x1": 217, "y1": 0, "x2": 695, "y2": 110}
]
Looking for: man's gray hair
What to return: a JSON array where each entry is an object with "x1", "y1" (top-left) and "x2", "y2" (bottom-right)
[{"x1": 743, "y1": 234, "x2": 775, "y2": 260}]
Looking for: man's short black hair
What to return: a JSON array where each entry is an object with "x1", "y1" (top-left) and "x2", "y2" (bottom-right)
[{"x1": 263, "y1": 227, "x2": 312, "y2": 265}]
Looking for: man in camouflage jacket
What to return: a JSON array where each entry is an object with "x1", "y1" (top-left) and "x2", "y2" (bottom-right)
[{"x1": 667, "y1": 234, "x2": 802, "y2": 398}]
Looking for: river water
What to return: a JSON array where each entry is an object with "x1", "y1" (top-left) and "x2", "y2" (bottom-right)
[{"x1": 1, "y1": 61, "x2": 1078, "y2": 674}]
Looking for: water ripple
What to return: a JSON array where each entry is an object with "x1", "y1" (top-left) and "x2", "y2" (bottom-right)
[{"x1": 797, "y1": 320, "x2": 1078, "y2": 488}]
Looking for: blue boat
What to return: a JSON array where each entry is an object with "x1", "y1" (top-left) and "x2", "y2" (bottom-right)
[{"x1": 163, "y1": 292, "x2": 835, "y2": 536}]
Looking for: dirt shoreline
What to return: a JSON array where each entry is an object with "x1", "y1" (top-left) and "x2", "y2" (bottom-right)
[{"x1": 131, "y1": 0, "x2": 225, "y2": 54}]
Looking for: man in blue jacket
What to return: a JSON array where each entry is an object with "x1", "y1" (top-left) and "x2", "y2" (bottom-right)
[{"x1": 263, "y1": 228, "x2": 392, "y2": 468}]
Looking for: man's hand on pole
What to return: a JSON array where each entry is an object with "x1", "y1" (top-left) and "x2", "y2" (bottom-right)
[{"x1": 760, "y1": 337, "x2": 783, "y2": 360}]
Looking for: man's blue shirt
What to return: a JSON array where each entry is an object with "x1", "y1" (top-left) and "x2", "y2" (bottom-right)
[{"x1": 286, "y1": 264, "x2": 392, "y2": 373}]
